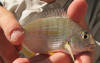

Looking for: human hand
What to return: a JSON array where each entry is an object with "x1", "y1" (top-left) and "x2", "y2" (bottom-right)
[
  {"x1": 0, "y1": 0, "x2": 93, "y2": 63},
  {"x1": 0, "y1": 6, "x2": 24, "y2": 63},
  {"x1": 13, "y1": 0, "x2": 92, "y2": 63}
]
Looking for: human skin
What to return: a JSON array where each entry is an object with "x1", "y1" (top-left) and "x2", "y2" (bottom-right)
[{"x1": 0, "y1": 0, "x2": 92, "y2": 63}]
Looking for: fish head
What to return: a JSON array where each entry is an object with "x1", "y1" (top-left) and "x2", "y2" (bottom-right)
[{"x1": 64, "y1": 25, "x2": 96, "y2": 55}]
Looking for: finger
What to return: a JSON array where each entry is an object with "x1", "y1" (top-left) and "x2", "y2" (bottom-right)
[
  {"x1": 67, "y1": 0, "x2": 88, "y2": 22},
  {"x1": 75, "y1": 54, "x2": 92, "y2": 63},
  {"x1": 13, "y1": 53, "x2": 73, "y2": 63},
  {"x1": 67, "y1": 0, "x2": 88, "y2": 29},
  {"x1": 0, "y1": 6, "x2": 24, "y2": 45},
  {"x1": 12, "y1": 58, "x2": 30, "y2": 63},
  {"x1": 37, "y1": 53, "x2": 73, "y2": 63},
  {"x1": 0, "y1": 30, "x2": 19, "y2": 63},
  {"x1": 13, "y1": 54, "x2": 49, "y2": 63}
]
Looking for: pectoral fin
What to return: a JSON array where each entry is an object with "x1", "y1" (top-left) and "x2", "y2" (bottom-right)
[{"x1": 65, "y1": 42, "x2": 75, "y2": 62}]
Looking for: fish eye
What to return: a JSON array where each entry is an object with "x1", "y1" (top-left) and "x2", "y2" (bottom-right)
[{"x1": 81, "y1": 32, "x2": 89, "y2": 40}]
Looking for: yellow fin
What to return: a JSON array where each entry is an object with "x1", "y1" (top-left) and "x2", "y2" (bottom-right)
[
  {"x1": 65, "y1": 42, "x2": 75, "y2": 62},
  {"x1": 48, "y1": 51, "x2": 55, "y2": 56},
  {"x1": 21, "y1": 47, "x2": 35, "y2": 58}
]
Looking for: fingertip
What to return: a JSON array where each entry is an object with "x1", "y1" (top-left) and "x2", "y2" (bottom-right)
[
  {"x1": 39, "y1": 52, "x2": 73, "y2": 63},
  {"x1": 13, "y1": 58, "x2": 30, "y2": 63},
  {"x1": 0, "y1": 7, "x2": 24, "y2": 45},
  {"x1": 67, "y1": 0, "x2": 88, "y2": 23},
  {"x1": 75, "y1": 54, "x2": 92, "y2": 63},
  {"x1": 4, "y1": 25, "x2": 24, "y2": 45},
  {"x1": 10, "y1": 29, "x2": 24, "y2": 45}
]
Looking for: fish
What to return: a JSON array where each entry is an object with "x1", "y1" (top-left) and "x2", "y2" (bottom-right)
[{"x1": 19, "y1": 9, "x2": 96, "y2": 61}]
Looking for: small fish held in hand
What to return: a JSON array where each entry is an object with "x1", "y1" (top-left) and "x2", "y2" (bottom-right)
[{"x1": 19, "y1": 9, "x2": 96, "y2": 61}]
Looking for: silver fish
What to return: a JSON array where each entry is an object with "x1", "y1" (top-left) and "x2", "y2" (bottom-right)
[{"x1": 19, "y1": 9, "x2": 96, "y2": 61}]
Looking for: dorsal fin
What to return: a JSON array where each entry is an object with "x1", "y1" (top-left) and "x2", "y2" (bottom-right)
[{"x1": 19, "y1": 8, "x2": 67, "y2": 26}]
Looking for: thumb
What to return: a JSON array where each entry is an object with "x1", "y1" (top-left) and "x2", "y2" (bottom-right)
[
  {"x1": 0, "y1": 6, "x2": 24, "y2": 45},
  {"x1": 67, "y1": 0, "x2": 88, "y2": 29}
]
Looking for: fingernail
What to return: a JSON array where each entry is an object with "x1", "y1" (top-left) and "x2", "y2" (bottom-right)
[{"x1": 11, "y1": 30, "x2": 24, "y2": 45}]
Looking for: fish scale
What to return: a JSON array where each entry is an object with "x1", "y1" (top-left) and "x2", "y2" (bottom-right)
[
  {"x1": 40, "y1": 18, "x2": 66, "y2": 50},
  {"x1": 22, "y1": 17, "x2": 95, "y2": 53},
  {"x1": 19, "y1": 9, "x2": 96, "y2": 61}
]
